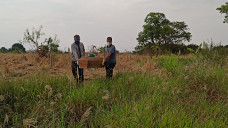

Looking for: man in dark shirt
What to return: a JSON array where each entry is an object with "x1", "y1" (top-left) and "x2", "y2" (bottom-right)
[{"x1": 103, "y1": 37, "x2": 116, "y2": 78}]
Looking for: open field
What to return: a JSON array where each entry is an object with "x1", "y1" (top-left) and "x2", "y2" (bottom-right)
[
  {"x1": 0, "y1": 52, "x2": 228, "y2": 127},
  {"x1": 0, "y1": 53, "x2": 156, "y2": 80}
]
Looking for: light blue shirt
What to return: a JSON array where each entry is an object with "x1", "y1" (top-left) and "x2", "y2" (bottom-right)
[{"x1": 105, "y1": 44, "x2": 116, "y2": 64}]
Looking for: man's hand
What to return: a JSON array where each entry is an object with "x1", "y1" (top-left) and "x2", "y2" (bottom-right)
[{"x1": 102, "y1": 59, "x2": 105, "y2": 66}]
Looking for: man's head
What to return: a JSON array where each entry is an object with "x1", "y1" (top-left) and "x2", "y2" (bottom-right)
[
  {"x1": 74, "y1": 35, "x2": 80, "y2": 41},
  {"x1": 107, "y1": 37, "x2": 112, "y2": 43}
]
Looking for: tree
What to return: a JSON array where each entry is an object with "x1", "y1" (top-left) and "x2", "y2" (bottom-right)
[
  {"x1": 135, "y1": 12, "x2": 191, "y2": 57},
  {"x1": 20, "y1": 26, "x2": 45, "y2": 51},
  {"x1": 97, "y1": 46, "x2": 106, "y2": 53},
  {"x1": 46, "y1": 36, "x2": 60, "y2": 68},
  {"x1": 48, "y1": 36, "x2": 60, "y2": 53},
  {"x1": 20, "y1": 26, "x2": 60, "y2": 68},
  {"x1": 20, "y1": 26, "x2": 59, "y2": 57},
  {"x1": 217, "y1": 2, "x2": 228, "y2": 23},
  {"x1": 0, "y1": 47, "x2": 8, "y2": 53},
  {"x1": 168, "y1": 22, "x2": 191, "y2": 44},
  {"x1": 10, "y1": 43, "x2": 26, "y2": 53}
]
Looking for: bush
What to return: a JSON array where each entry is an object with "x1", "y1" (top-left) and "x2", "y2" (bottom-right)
[
  {"x1": 0, "y1": 47, "x2": 8, "y2": 53},
  {"x1": 10, "y1": 43, "x2": 26, "y2": 53}
]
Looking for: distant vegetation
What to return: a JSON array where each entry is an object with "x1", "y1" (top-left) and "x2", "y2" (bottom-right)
[
  {"x1": 0, "y1": 43, "x2": 25, "y2": 53},
  {"x1": 135, "y1": 12, "x2": 192, "y2": 57},
  {"x1": 217, "y1": 2, "x2": 228, "y2": 23}
]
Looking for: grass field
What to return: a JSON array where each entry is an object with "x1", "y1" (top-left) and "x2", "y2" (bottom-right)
[{"x1": 0, "y1": 51, "x2": 227, "y2": 127}]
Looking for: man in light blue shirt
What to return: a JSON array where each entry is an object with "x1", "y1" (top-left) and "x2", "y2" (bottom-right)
[{"x1": 103, "y1": 37, "x2": 116, "y2": 78}]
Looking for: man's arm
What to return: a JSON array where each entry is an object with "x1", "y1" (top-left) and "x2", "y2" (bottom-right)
[
  {"x1": 71, "y1": 44, "x2": 78, "y2": 61},
  {"x1": 104, "y1": 46, "x2": 115, "y2": 60},
  {"x1": 104, "y1": 53, "x2": 112, "y2": 61},
  {"x1": 82, "y1": 43, "x2": 85, "y2": 56}
]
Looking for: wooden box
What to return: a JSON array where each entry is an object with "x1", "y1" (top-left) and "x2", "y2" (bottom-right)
[{"x1": 78, "y1": 57, "x2": 103, "y2": 68}]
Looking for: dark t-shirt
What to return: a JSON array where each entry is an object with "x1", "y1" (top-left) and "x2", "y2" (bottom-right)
[{"x1": 105, "y1": 44, "x2": 116, "y2": 64}]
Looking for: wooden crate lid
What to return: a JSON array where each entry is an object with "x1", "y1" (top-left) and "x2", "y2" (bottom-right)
[
  {"x1": 78, "y1": 57, "x2": 103, "y2": 68},
  {"x1": 79, "y1": 57, "x2": 103, "y2": 61}
]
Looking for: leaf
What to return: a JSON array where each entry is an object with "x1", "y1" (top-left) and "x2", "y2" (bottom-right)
[
  {"x1": 0, "y1": 95, "x2": 4, "y2": 101},
  {"x1": 187, "y1": 48, "x2": 195, "y2": 53},
  {"x1": 196, "y1": 43, "x2": 202, "y2": 53},
  {"x1": 4, "y1": 114, "x2": 9, "y2": 124},
  {"x1": 78, "y1": 106, "x2": 93, "y2": 127},
  {"x1": 23, "y1": 118, "x2": 37, "y2": 127},
  {"x1": 178, "y1": 50, "x2": 181, "y2": 56}
]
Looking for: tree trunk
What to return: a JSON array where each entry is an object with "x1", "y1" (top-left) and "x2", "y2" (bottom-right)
[
  {"x1": 156, "y1": 47, "x2": 158, "y2": 57},
  {"x1": 50, "y1": 49, "x2": 53, "y2": 69}
]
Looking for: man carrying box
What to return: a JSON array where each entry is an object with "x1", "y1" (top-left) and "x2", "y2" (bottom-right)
[
  {"x1": 102, "y1": 37, "x2": 116, "y2": 78},
  {"x1": 71, "y1": 35, "x2": 85, "y2": 83}
]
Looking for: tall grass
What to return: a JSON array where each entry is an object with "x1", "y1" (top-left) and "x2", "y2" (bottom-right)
[{"x1": 0, "y1": 51, "x2": 228, "y2": 127}]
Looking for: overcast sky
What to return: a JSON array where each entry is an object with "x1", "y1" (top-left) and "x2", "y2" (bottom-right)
[{"x1": 0, "y1": 0, "x2": 227, "y2": 52}]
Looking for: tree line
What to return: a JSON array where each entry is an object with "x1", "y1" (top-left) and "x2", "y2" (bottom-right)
[
  {"x1": 0, "y1": 26, "x2": 61, "y2": 55},
  {"x1": 0, "y1": 43, "x2": 26, "y2": 53}
]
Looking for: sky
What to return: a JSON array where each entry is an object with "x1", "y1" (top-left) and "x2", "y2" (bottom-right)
[{"x1": 0, "y1": 0, "x2": 228, "y2": 52}]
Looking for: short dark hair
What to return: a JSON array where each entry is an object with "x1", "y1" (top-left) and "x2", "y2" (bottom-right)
[
  {"x1": 107, "y1": 37, "x2": 112, "y2": 41},
  {"x1": 74, "y1": 35, "x2": 80, "y2": 38}
]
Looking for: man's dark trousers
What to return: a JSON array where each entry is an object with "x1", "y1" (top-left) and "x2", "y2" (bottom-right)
[
  {"x1": 105, "y1": 63, "x2": 116, "y2": 78},
  {"x1": 72, "y1": 61, "x2": 84, "y2": 83}
]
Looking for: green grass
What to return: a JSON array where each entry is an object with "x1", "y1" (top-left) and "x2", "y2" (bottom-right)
[{"x1": 0, "y1": 54, "x2": 228, "y2": 127}]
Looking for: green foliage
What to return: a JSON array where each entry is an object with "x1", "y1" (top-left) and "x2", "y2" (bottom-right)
[
  {"x1": 0, "y1": 43, "x2": 26, "y2": 53},
  {"x1": 196, "y1": 43, "x2": 202, "y2": 53},
  {"x1": 38, "y1": 45, "x2": 49, "y2": 57},
  {"x1": 97, "y1": 46, "x2": 106, "y2": 53},
  {"x1": 158, "y1": 55, "x2": 179, "y2": 73},
  {"x1": 134, "y1": 43, "x2": 203, "y2": 55},
  {"x1": 200, "y1": 47, "x2": 228, "y2": 67},
  {"x1": 157, "y1": 54, "x2": 189, "y2": 74},
  {"x1": 135, "y1": 12, "x2": 192, "y2": 55},
  {"x1": 47, "y1": 36, "x2": 60, "y2": 53},
  {"x1": 0, "y1": 47, "x2": 8, "y2": 53},
  {"x1": 96, "y1": 46, "x2": 120, "y2": 54},
  {"x1": 10, "y1": 43, "x2": 26, "y2": 53},
  {"x1": 187, "y1": 47, "x2": 195, "y2": 53},
  {"x1": 169, "y1": 21, "x2": 192, "y2": 44},
  {"x1": 134, "y1": 43, "x2": 189, "y2": 55},
  {"x1": 217, "y1": 2, "x2": 228, "y2": 23},
  {"x1": 187, "y1": 43, "x2": 202, "y2": 54},
  {"x1": 168, "y1": 43, "x2": 188, "y2": 55},
  {"x1": 197, "y1": 41, "x2": 228, "y2": 67},
  {"x1": 187, "y1": 44, "x2": 199, "y2": 51}
]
